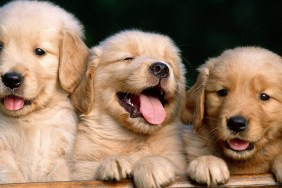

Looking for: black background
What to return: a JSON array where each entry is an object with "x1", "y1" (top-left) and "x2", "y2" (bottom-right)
[{"x1": 1, "y1": 0, "x2": 282, "y2": 86}]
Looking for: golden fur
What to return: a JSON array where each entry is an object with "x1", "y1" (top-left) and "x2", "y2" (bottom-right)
[
  {"x1": 182, "y1": 47, "x2": 282, "y2": 186},
  {"x1": 0, "y1": 1, "x2": 88, "y2": 183},
  {"x1": 71, "y1": 30, "x2": 187, "y2": 187}
]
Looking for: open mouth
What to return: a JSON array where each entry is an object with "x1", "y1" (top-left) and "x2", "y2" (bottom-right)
[
  {"x1": 117, "y1": 86, "x2": 167, "y2": 125},
  {"x1": 225, "y1": 138, "x2": 254, "y2": 152},
  {"x1": 1, "y1": 94, "x2": 31, "y2": 111}
]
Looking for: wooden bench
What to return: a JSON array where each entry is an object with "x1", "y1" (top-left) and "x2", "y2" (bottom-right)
[{"x1": 0, "y1": 173, "x2": 278, "y2": 187}]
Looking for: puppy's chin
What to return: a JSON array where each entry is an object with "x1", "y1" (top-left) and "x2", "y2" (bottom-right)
[{"x1": 222, "y1": 139, "x2": 256, "y2": 160}]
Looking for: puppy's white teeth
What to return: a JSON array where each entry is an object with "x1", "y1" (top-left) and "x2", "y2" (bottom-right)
[
  {"x1": 125, "y1": 98, "x2": 131, "y2": 104},
  {"x1": 125, "y1": 98, "x2": 134, "y2": 106},
  {"x1": 160, "y1": 89, "x2": 164, "y2": 96}
]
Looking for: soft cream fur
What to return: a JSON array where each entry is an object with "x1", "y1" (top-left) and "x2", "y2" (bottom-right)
[
  {"x1": 70, "y1": 30, "x2": 187, "y2": 187},
  {"x1": 0, "y1": 1, "x2": 88, "y2": 183},
  {"x1": 182, "y1": 47, "x2": 282, "y2": 186}
]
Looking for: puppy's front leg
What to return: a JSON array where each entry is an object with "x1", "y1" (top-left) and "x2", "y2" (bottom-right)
[
  {"x1": 44, "y1": 159, "x2": 70, "y2": 181},
  {"x1": 0, "y1": 151, "x2": 25, "y2": 183},
  {"x1": 187, "y1": 155, "x2": 230, "y2": 186},
  {"x1": 132, "y1": 155, "x2": 176, "y2": 188},
  {"x1": 95, "y1": 156, "x2": 133, "y2": 181},
  {"x1": 272, "y1": 154, "x2": 282, "y2": 182}
]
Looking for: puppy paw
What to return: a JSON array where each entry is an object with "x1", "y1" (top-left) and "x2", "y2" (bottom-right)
[
  {"x1": 133, "y1": 156, "x2": 176, "y2": 188},
  {"x1": 187, "y1": 155, "x2": 230, "y2": 186},
  {"x1": 95, "y1": 156, "x2": 132, "y2": 181}
]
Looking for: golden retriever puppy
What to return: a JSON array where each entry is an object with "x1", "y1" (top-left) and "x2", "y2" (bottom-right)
[
  {"x1": 181, "y1": 47, "x2": 282, "y2": 186},
  {"x1": 0, "y1": 1, "x2": 88, "y2": 183},
  {"x1": 70, "y1": 30, "x2": 187, "y2": 187}
]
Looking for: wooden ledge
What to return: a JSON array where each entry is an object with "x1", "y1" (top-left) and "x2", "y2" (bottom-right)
[{"x1": 0, "y1": 173, "x2": 279, "y2": 187}]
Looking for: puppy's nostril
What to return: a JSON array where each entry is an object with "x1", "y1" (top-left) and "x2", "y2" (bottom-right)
[
  {"x1": 2, "y1": 72, "x2": 23, "y2": 89},
  {"x1": 227, "y1": 116, "x2": 247, "y2": 132},
  {"x1": 149, "y1": 62, "x2": 169, "y2": 78}
]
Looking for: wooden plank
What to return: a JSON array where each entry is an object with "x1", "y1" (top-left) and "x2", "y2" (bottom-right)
[
  {"x1": 172, "y1": 173, "x2": 279, "y2": 187},
  {"x1": 0, "y1": 180, "x2": 134, "y2": 188},
  {"x1": 0, "y1": 173, "x2": 279, "y2": 187}
]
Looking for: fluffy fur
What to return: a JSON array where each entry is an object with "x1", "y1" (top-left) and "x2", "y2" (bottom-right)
[
  {"x1": 70, "y1": 30, "x2": 187, "y2": 187},
  {"x1": 182, "y1": 47, "x2": 282, "y2": 186},
  {"x1": 0, "y1": 0, "x2": 88, "y2": 183}
]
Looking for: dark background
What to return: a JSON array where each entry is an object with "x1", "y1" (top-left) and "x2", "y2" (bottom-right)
[{"x1": 1, "y1": 0, "x2": 282, "y2": 86}]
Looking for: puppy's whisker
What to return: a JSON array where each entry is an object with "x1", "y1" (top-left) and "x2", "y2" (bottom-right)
[
  {"x1": 204, "y1": 117, "x2": 220, "y2": 123},
  {"x1": 207, "y1": 127, "x2": 222, "y2": 143},
  {"x1": 123, "y1": 87, "x2": 141, "y2": 95}
]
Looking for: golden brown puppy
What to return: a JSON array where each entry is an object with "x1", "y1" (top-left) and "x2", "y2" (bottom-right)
[
  {"x1": 71, "y1": 30, "x2": 187, "y2": 187},
  {"x1": 182, "y1": 47, "x2": 282, "y2": 186},
  {"x1": 0, "y1": 1, "x2": 88, "y2": 183}
]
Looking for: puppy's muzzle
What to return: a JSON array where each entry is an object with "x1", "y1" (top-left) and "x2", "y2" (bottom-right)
[
  {"x1": 227, "y1": 116, "x2": 247, "y2": 132},
  {"x1": 149, "y1": 62, "x2": 169, "y2": 78},
  {"x1": 2, "y1": 72, "x2": 23, "y2": 89}
]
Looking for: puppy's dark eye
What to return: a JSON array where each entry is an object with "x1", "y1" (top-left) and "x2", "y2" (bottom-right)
[
  {"x1": 122, "y1": 57, "x2": 134, "y2": 61},
  {"x1": 217, "y1": 89, "x2": 228, "y2": 97},
  {"x1": 0, "y1": 42, "x2": 4, "y2": 51},
  {"x1": 34, "y1": 48, "x2": 45, "y2": 56},
  {"x1": 259, "y1": 93, "x2": 270, "y2": 101}
]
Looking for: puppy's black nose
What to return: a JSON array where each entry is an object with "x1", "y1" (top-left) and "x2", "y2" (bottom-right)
[
  {"x1": 227, "y1": 116, "x2": 247, "y2": 132},
  {"x1": 2, "y1": 72, "x2": 23, "y2": 89},
  {"x1": 149, "y1": 62, "x2": 169, "y2": 78}
]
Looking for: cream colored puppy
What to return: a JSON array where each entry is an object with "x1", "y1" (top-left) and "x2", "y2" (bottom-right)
[
  {"x1": 182, "y1": 47, "x2": 282, "y2": 186},
  {"x1": 0, "y1": 1, "x2": 88, "y2": 183},
  {"x1": 71, "y1": 30, "x2": 187, "y2": 187}
]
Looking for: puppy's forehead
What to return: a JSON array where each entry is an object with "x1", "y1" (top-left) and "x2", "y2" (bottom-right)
[
  {"x1": 0, "y1": 1, "x2": 83, "y2": 38},
  {"x1": 205, "y1": 47, "x2": 282, "y2": 91},
  {"x1": 211, "y1": 47, "x2": 282, "y2": 76},
  {"x1": 100, "y1": 31, "x2": 179, "y2": 59}
]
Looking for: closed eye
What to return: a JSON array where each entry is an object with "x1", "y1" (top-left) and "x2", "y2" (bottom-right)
[{"x1": 122, "y1": 57, "x2": 134, "y2": 61}]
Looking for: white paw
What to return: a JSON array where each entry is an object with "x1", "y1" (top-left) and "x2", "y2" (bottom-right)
[
  {"x1": 187, "y1": 155, "x2": 230, "y2": 186},
  {"x1": 95, "y1": 156, "x2": 132, "y2": 181},
  {"x1": 133, "y1": 156, "x2": 176, "y2": 188}
]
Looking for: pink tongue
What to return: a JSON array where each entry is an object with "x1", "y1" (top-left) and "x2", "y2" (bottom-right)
[
  {"x1": 140, "y1": 94, "x2": 166, "y2": 125},
  {"x1": 228, "y1": 138, "x2": 249, "y2": 151},
  {"x1": 4, "y1": 96, "x2": 24, "y2": 111}
]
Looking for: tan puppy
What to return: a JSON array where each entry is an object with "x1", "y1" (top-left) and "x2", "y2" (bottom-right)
[
  {"x1": 182, "y1": 47, "x2": 282, "y2": 186},
  {"x1": 0, "y1": 1, "x2": 88, "y2": 183},
  {"x1": 71, "y1": 30, "x2": 187, "y2": 187}
]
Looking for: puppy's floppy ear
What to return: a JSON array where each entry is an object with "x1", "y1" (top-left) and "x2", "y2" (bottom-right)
[
  {"x1": 181, "y1": 61, "x2": 212, "y2": 130},
  {"x1": 59, "y1": 31, "x2": 89, "y2": 93},
  {"x1": 70, "y1": 47, "x2": 101, "y2": 114}
]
